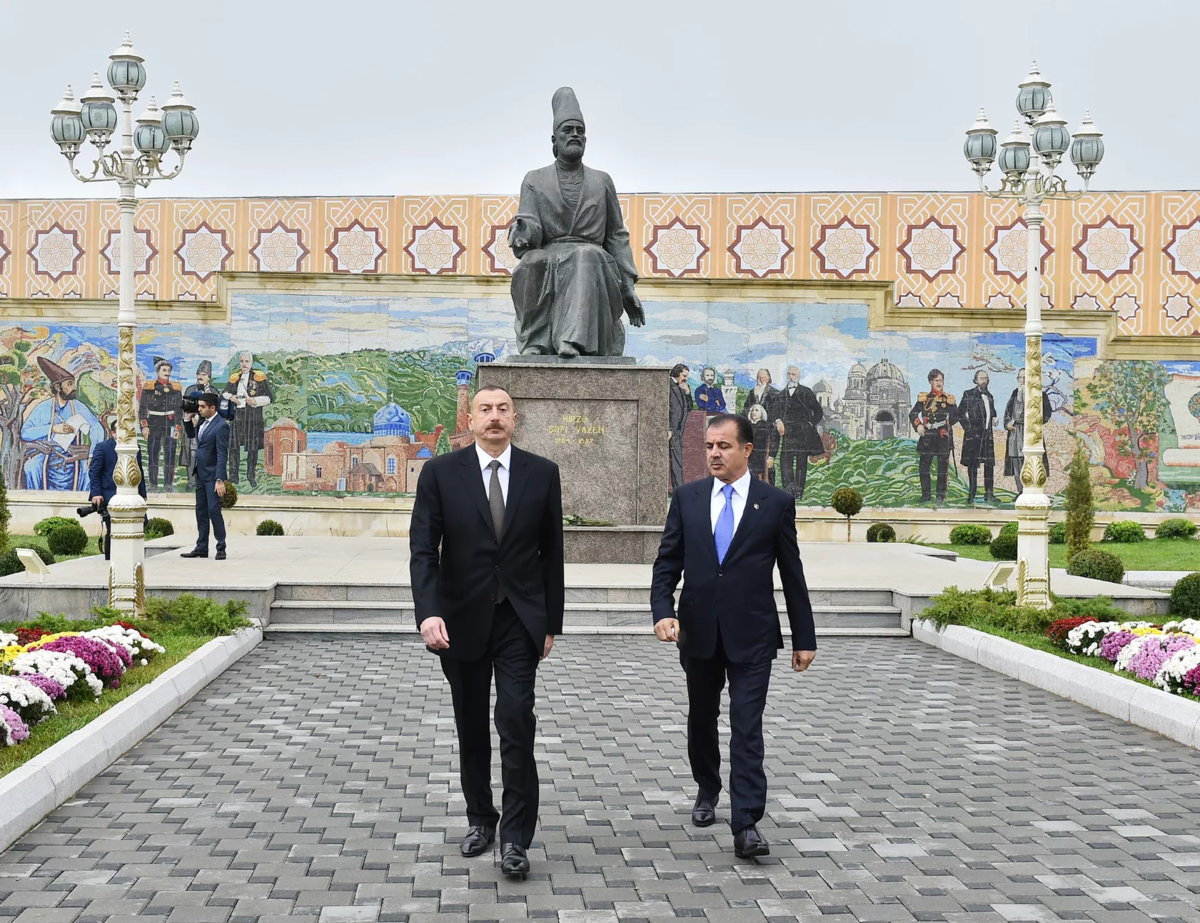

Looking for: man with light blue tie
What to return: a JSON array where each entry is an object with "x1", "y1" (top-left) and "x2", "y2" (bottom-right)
[{"x1": 650, "y1": 413, "x2": 816, "y2": 859}]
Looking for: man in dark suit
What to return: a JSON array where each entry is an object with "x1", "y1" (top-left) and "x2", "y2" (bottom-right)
[
  {"x1": 651, "y1": 413, "x2": 816, "y2": 858},
  {"x1": 88, "y1": 412, "x2": 147, "y2": 561},
  {"x1": 668, "y1": 363, "x2": 693, "y2": 491},
  {"x1": 410, "y1": 385, "x2": 565, "y2": 879},
  {"x1": 773, "y1": 365, "x2": 823, "y2": 500},
  {"x1": 180, "y1": 393, "x2": 229, "y2": 560}
]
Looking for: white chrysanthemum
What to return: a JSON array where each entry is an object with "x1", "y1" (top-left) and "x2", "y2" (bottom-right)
[
  {"x1": 0, "y1": 632, "x2": 17, "y2": 648},
  {"x1": 1115, "y1": 634, "x2": 1155, "y2": 673},
  {"x1": 0, "y1": 675, "x2": 56, "y2": 725},
  {"x1": 83, "y1": 625, "x2": 164, "y2": 658},
  {"x1": 1154, "y1": 645, "x2": 1200, "y2": 693},
  {"x1": 1065, "y1": 621, "x2": 1118, "y2": 657},
  {"x1": 1163, "y1": 618, "x2": 1200, "y2": 638},
  {"x1": 10, "y1": 649, "x2": 103, "y2": 697}
]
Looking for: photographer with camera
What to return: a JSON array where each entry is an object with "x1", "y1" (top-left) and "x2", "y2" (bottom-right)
[
  {"x1": 86, "y1": 411, "x2": 148, "y2": 561},
  {"x1": 180, "y1": 391, "x2": 229, "y2": 560}
]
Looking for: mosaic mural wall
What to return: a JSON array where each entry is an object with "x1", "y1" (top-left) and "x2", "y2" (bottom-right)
[
  {"x1": 5, "y1": 191, "x2": 1200, "y2": 337},
  {"x1": 3, "y1": 290, "x2": 1199, "y2": 513}
]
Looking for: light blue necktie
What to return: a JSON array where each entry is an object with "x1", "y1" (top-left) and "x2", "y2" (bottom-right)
[{"x1": 714, "y1": 484, "x2": 735, "y2": 564}]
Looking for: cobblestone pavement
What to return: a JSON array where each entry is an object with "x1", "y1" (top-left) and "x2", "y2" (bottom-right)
[{"x1": 4, "y1": 635, "x2": 1200, "y2": 923}]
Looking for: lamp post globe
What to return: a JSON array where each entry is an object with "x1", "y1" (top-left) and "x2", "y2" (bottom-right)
[
  {"x1": 161, "y1": 82, "x2": 199, "y2": 153},
  {"x1": 963, "y1": 108, "x2": 998, "y2": 179},
  {"x1": 1032, "y1": 100, "x2": 1070, "y2": 168},
  {"x1": 1016, "y1": 61, "x2": 1051, "y2": 126},
  {"x1": 107, "y1": 32, "x2": 146, "y2": 101},
  {"x1": 50, "y1": 87, "x2": 86, "y2": 158},
  {"x1": 998, "y1": 120, "x2": 1031, "y2": 180},
  {"x1": 135, "y1": 97, "x2": 171, "y2": 156},
  {"x1": 79, "y1": 73, "x2": 118, "y2": 147},
  {"x1": 1071, "y1": 110, "x2": 1105, "y2": 185}
]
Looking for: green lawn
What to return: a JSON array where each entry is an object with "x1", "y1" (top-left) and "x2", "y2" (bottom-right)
[
  {"x1": 933, "y1": 538, "x2": 1200, "y2": 572},
  {"x1": 9, "y1": 532, "x2": 103, "y2": 563},
  {"x1": 0, "y1": 627, "x2": 212, "y2": 776}
]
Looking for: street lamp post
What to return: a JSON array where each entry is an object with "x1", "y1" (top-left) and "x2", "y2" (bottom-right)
[
  {"x1": 963, "y1": 63, "x2": 1104, "y2": 609},
  {"x1": 49, "y1": 33, "x2": 199, "y2": 615}
]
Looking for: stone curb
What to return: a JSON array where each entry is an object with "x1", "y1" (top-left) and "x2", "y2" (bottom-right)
[
  {"x1": 0, "y1": 626, "x2": 262, "y2": 853},
  {"x1": 913, "y1": 619, "x2": 1200, "y2": 749}
]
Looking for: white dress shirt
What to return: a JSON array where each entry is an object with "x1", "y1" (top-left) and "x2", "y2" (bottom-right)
[
  {"x1": 476, "y1": 442, "x2": 512, "y2": 505},
  {"x1": 710, "y1": 469, "x2": 752, "y2": 534}
]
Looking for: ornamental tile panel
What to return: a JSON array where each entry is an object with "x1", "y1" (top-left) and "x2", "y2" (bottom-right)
[
  {"x1": 893, "y1": 194, "x2": 970, "y2": 307},
  {"x1": 168, "y1": 199, "x2": 238, "y2": 300},
  {"x1": 725, "y1": 196, "x2": 797, "y2": 278},
  {"x1": 321, "y1": 198, "x2": 390, "y2": 274},
  {"x1": 248, "y1": 200, "x2": 315, "y2": 273},
  {"x1": 405, "y1": 219, "x2": 465, "y2": 276},
  {"x1": 642, "y1": 195, "x2": 714, "y2": 278},
  {"x1": 808, "y1": 195, "x2": 883, "y2": 281},
  {"x1": 479, "y1": 196, "x2": 519, "y2": 276},
  {"x1": 23, "y1": 201, "x2": 88, "y2": 298},
  {"x1": 399, "y1": 197, "x2": 467, "y2": 275},
  {"x1": 1160, "y1": 193, "x2": 1200, "y2": 337},
  {"x1": 98, "y1": 200, "x2": 162, "y2": 300},
  {"x1": 0, "y1": 201, "x2": 12, "y2": 297}
]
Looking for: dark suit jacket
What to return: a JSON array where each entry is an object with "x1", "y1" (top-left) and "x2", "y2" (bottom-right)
[
  {"x1": 775, "y1": 384, "x2": 824, "y2": 455},
  {"x1": 651, "y1": 475, "x2": 815, "y2": 662},
  {"x1": 410, "y1": 444, "x2": 566, "y2": 661},
  {"x1": 88, "y1": 439, "x2": 147, "y2": 506},
  {"x1": 183, "y1": 415, "x2": 229, "y2": 486}
]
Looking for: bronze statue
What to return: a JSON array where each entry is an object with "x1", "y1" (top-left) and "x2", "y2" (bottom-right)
[{"x1": 509, "y1": 87, "x2": 644, "y2": 357}]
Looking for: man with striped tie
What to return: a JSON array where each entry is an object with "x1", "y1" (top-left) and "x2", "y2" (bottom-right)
[{"x1": 650, "y1": 413, "x2": 816, "y2": 858}]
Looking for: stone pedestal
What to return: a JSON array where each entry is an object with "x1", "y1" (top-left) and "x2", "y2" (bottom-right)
[{"x1": 477, "y1": 362, "x2": 671, "y2": 545}]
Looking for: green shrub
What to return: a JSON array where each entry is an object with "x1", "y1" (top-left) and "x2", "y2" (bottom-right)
[
  {"x1": 47, "y1": 522, "x2": 88, "y2": 556},
  {"x1": 1170, "y1": 572, "x2": 1200, "y2": 619},
  {"x1": 143, "y1": 593, "x2": 253, "y2": 636},
  {"x1": 256, "y1": 519, "x2": 284, "y2": 536},
  {"x1": 1066, "y1": 548, "x2": 1124, "y2": 584},
  {"x1": 830, "y1": 487, "x2": 862, "y2": 541},
  {"x1": 989, "y1": 531, "x2": 1018, "y2": 560},
  {"x1": 1049, "y1": 522, "x2": 1066, "y2": 544},
  {"x1": 917, "y1": 586, "x2": 1054, "y2": 635},
  {"x1": 1102, "y1": 520, "x2": 1146, "y2": 543},
  {"x1": 33, "y1": 516, "x2": 76, "y2": 537},
  {"x1": 949, "y1": 524, "x2": 992, "y2": 546},
  {"x1": 0, "y1": 549, "x2": 21, "y2": 577},
  {"x1": 999, "y1": 521, "x2": 1018, "y2": 536},
  {"x1": 1157, "y1": 518, "x2": 1197, "y2": 540},
  {"x1": 221, "y1": 481, "x2": 238, "y2": 509},
  {"x1": 146, "y1": 517, "x2": 174, "y2": 537},
  {"x1": 0, "y1": 473, "x2": 9, "y2": 553},
  {"x1": 866, "y1": 523, "x2": 895, "y2": 543},
  {"x1": 1050, "y1": 594, "x2": 1127, "y2": 622}
]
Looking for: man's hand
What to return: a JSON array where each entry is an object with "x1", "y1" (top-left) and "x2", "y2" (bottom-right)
[
  {"x1": 542, "y1": 635, "x2": 554, "y2": 660},
  {"x1": 420, "y1": 616, "x2": 450, "y2": 650},
  {"x1": 141, "y1": 426, "x2": 150, "y2": 438},
  {"x1": 916, "y1": 425, "x2": 926, "y2": 436},
  {"x1": 775, "y1": 420, "x2": 785, "y2": 436},
  {"x1": 52, "y1": 423, "x2": 75, "y2": 435},
  {"x1": 91, "y1": 495, "x2": 103, "y2": 508},
  {"x1": 654, "y1": 618, "x2": 680, "y2": 642},
  {"x1": 215, "y1": 480, "x2": 227, "y2": 498},
  {"x1": 624, "y1": 290, "x2": 645, "y2": 327},
  {"x1": 792, "y1": 650, "x2": 816, "y2": 672}
]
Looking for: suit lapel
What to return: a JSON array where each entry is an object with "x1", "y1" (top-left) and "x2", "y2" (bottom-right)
[
  {"x1": 501, "y1": 448, "x2": 529, "y2": 544},
  {"x1": 721, "y1": 477, "x2": 766, "y2": 565},
  {"x1": 459, "y1": 448, "x2": 497, "y2": 537},
  {"x1": 693, "y1": 478, "x2": 721, "y2": 569}
]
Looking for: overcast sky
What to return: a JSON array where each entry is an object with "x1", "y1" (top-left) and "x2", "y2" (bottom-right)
[{"x1": 0, "y1": 0, "x2": 1190, "y2": 199}]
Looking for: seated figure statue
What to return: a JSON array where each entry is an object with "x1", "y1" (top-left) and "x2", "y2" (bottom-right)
[{"x1": 509, "y1": 87, "x2": 645, "y2": 358}]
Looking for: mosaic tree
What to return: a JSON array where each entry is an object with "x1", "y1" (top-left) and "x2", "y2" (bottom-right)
[
  {"x1": 1082, "y1": 360, "x2": 1172, "y2": 491},
  {"x1": 0, "y1": 339, "x2": 33, "y2": 488}
]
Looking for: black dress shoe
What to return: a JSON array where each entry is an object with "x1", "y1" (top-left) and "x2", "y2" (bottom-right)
[
  {"x1": 460, "y1": 825, "x2": 495, "y2": 857},
  {"x1": 733, "y1": 825, "x2": 770, "y2": 858},
  {"x1": 180, "y1": 549, "x2": 208, "y2": 558},
  {"x1": 691, "y1": 795, "x2": 717, "y2": 827},
  {"x1": 215, "y1": 550, "x2": 226, "y2": 561},
  {"x1": 500, "y1": 843, "x2": 530, "y2": 879}
]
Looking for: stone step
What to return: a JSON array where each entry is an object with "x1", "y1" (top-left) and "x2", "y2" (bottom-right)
[
  {"x1": 268, "y1": 599, "x2": 902, "y2": 630},
  {"x1": 272, "y1": 583, "x2": 897, "y2": 608},
  {"x1": 264, "y1": 623, "x2": 912, "y2": 638}
]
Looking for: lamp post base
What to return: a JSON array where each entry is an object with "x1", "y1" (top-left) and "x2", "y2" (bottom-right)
[
  {"x1": 106, "y1": 494, "x2": 146, "y2": 616},
  {"x1": 1015, "y1": 490, "x2": 1051, "y2": 609}
]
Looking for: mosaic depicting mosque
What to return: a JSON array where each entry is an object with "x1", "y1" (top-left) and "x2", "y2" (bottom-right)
[{"x1": 1, "y1": 190, "x2": 1200, "y2": 512}]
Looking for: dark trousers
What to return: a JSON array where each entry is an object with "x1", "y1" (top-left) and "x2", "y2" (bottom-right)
[
  {"x1": 779, "y1": 450, "x2": 809, "y2": 499},
  {"x1": 966, "y1": 464, "x2": 995, "y2": 500},
  {"x1": 194, "y1": 479, "x2": 226, "y2": 553},
  {"x1": 228, "y1": 443, "x2": 259, "y2": 485},
  {"x1": 682, "y1": 634, "x2": 774, "y2": 833},
  {"x1": 918, "y1": 453, "x2": 949, "y2": 502},
  {"x1": 669, "y1": 434, "x2": 684, "y2": 491},
  {"x1": 147, "y1": 430, "x2": 176, "y2": 492},
  {"x1": 440, "y1": 602, "x2": 540, "y2": 849}
]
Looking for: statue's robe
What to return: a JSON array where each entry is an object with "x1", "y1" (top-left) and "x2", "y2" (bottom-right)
[
  {"x1": 510, "y1": 162, "x2": 638, "y2": 356},
  {"x1": 21, "y1": 397, "x2": 100, "y2": 491}
]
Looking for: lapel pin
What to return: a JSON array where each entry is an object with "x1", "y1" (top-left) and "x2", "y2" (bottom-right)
[{"x1": 753, "y1": 503, "x2": 759, "y2": 509}]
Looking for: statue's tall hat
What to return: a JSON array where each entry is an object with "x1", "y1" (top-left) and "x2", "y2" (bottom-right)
[
  {"x1": 36, "y1": 356, "x2": 73, "y2": 385},
  {"x1": 197, "y1": 359, "x2": 213, "y2": 377},
  {"x1": 552, "y1": 87, "x2": 584, "y2": 131}
]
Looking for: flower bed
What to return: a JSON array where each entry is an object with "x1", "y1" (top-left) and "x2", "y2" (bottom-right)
[
  {"x1": 0, "y1": 621, "x2": 165, "y2": 747},
  {"x1": 1045, "y1": 616, "x2": 1200, "y2": 699}
]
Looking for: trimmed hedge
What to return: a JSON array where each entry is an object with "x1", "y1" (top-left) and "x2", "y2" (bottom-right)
[
  {"x1": 866, "y1": 523, "x2": 896, "y2": 543},
  {"x1": 47, "y1": 522, "x2": 89, "y2": 556},
  {"x1": 999, "y1": 521, "x2": 1018, "y2": 536},
  {"x1": 989, "y1": 531, "x2": 1018, "y2": 561},
  {"x1": 33, "y1": 516, "x2": 76, "y2": 537},
  {"x1": 949, "y1": 524, "x2": 992, "y2": 546},
  {"x1": 1102, "y1": 520, "x2": 1146, "y2": 543},
  {"x1": 1066, "y1": 548, "x2": 1125, "y2": 584},
  {"x1": 256, "y1": 519, "x2": 284, "y2": 536},
  {"x1": 1157, "y1": 518, "x2": 1197, "y2": 540},
  {"x1": 146, "y1": 517, "x2": 174, "y2": 537},
  {"x1": 830, "y1": 487, "x2": 863, "y2": 518},
  {"x1": 221, "y1": 481, "x2": 238, "y2": 509},
  {"x1": 1049, "y1": 521, "x2": 1066, "y2": 544},
  {"x1": 1170, "y1": 572, "x2": 1200, "y2": 618}
]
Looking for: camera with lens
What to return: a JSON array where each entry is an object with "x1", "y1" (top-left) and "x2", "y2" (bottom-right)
[
  {"x1": 181, "y1": 391, "x2": 201, "y2": 415},
  {"x1": 182, "y1": 389, "x2": 235, "y2": 422},
  {"x1": 77, "y1": 499, "x2": 106, "y2": 518}
]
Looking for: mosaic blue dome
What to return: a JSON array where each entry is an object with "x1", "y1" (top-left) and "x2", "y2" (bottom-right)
[{"x1": 374, "y1": 402, "x2": 412, "y2": 438}]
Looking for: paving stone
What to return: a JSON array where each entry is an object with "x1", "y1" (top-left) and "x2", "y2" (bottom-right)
[{"x1": 4, "y1": 637, "x2": 1200, "y2": 923}]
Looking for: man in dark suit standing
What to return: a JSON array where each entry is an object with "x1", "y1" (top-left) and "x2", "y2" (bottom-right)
[
  {"x1": 651, "y1": 413, "x2": 816, "y2": 858},
  {"x1": 180, "y1": 393, "x2": 229, "y2": 560},
  {"x1": 668, "y1": 363, "x2": 693, "y2": 492},
  {"x1": 88, "y1": 412, "x2": 147, "y2": 561},
  {"x1": 410, "y1": 385, "x2": 565, "y2": 879},
  {"x1": 773, "y1": 365, "x2": 824, "y2": 500}
]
